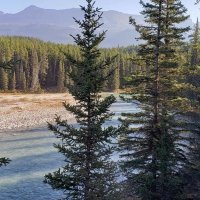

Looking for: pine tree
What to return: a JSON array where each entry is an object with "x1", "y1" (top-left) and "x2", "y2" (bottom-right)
[
  {"x1": 57, "y1": 59, "x2": 65, "y2": 92},
  {"x1": 8, "y1": 71, "x2": 16, "y2": 91},
  {"x1": 183, "y1": 18, "x2": 200, "y2": 200},
  {"x1": 190, "y1": 18, "x2": 200, "y2": 67},
  {"x1": 119, "y1": 56, "x2": 126, "y2": 89},
  {"x1": 44, "y1": 1, "x2": 119, "y2": 199},
  {"x1": 30, "y1": 49, "x2": 40, "y2": 92},
  {"x1": 20, "y1": 71, "x2": 26, "y2": 91},
  {"x1": 0, "y1": 68, "x2": 8, "y2": 90},
  {"x1": 183, "y1": 19, "x2": 200, "y2": 101},
  {"x1": 119, "y1": 1, "x2": 191, "y2": 199},
  {"x1": 112, "y1": 57, "x2": 120, "y2": 91},
  {"x1": 186, "y1": 19, "x2": 200, "y2": 99},
  {"x1": 38, "y1": 52, "x2": 48, "y2": 89},
  {"x1": 183, "y1": 112, "x2": 200, "y2": 200}
]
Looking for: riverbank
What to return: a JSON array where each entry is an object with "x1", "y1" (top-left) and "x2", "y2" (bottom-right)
[
  {"x1": 0, "y1": 98, "x2": 138, "y2": 200},
  {"x1": 0, "y1": 93, "x2": 76, "y2": 132},
  {"x1": 0, "y1": 92, "x2": 119, "y2": 132}
]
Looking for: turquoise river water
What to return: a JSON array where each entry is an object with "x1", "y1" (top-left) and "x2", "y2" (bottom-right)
[{"x1": 0, "y1": 101, "x2": 138, "y2": 200}]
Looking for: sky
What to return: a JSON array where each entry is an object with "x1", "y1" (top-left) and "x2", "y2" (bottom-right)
[{"x1": 0, "y1": 0, "x2": 199, "y2": 22}]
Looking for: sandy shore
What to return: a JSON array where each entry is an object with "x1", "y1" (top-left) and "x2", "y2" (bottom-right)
[{"x1": 0, "y1": 93, "x2": 76, "y2": 132}]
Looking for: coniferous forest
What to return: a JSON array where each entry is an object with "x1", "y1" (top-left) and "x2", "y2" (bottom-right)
[
  {"x1": 0, "y1": 36, "x2": 137, "y2": 92},
  {"x1": 0, "y1": 0, "x2": 200, "y2": 200}
]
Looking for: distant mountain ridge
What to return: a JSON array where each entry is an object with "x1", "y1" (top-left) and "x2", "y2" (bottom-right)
[{"x1": 0, "y1": 5, "x2": 194, "y2": 47}]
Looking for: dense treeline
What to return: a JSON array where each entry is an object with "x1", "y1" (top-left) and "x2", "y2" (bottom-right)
[{"x1": 0, "y1": 36, "x2": 137, "y2": 92}]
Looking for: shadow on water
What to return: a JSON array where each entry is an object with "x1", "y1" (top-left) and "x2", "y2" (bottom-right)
[
  {"x1": 0, "y1": 129, "x2": 65, "y2": 200},
  {"x1": 0, "y1": 101, "x2": 139, "y2": 200},
  {"x1": 0, "y1": 151, "x2": 64, "y2": 179},
  {"x1": 0, "y1": 135, "x2": 55, "y2": 144},
  {"x1": 0, "y1": 178, "x2": 64, "y2": 200},
  {"x1": 3, "y1": 141, "x2": 58, "y2": 151},
  {"x1": 0, "y1": 153, "x2": 64, "y2": 199}
]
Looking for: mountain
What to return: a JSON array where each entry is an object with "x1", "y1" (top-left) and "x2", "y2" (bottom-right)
[{"x1": 0, "y1": 5, "x2": 194, "y2": 47}]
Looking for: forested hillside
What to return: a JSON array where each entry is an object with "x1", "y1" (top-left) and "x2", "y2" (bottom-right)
[{"x1": 0, "y1": 36, "x2": 137, "y2": 92}]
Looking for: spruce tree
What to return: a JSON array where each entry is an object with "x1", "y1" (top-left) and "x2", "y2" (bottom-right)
[
  {"x1": 45, "y1": 1, "x2": 119, "y2": 199},
  {"x1": 183, "y1": 112, "x2": 200, "y2": 200},
  {"x1": 8, "y1": 71, "x2": 16, "y2": 91},
  {"x1": 39, "y1": 52, "x2": 48, "y2": 89},
  {"x1": 185, "y1": 18, "x2": 200, "y2": 100},
  {"x1": 183, "y1": 18, "x2": 200, "y2": 199},
  {"x1": 20, "y1": 71, "x2": 26, "y2": 91},
  {"x1": 57, "y1": 59, "x2": 65, "y2": 92},
  {"x1": 190, "y1": 18, "x2": 200, "y2": 67},
  {"x1": 119, "y1": 0, "x2": 191, "y2": 199},
  {"x1": 30, "y1": 49, "x2": 40, "y2": 92},
  {"x1": 0, "y1": 68, "x2": 8, "y2": 90},
  {"x1": 119, "y1": 56, "x2": 126, "y2": 89}
]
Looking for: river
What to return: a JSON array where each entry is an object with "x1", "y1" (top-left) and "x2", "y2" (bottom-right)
[{"x1": 0, "y1": 101, "x2": 138, "y2": 200}]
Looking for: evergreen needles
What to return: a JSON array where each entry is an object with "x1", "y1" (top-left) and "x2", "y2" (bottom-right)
[
  {"x1": 119, "y1": 1, "x2": 192, "y2": 199},
  {"x1": 45, "y1": 1, "x2": 119, "y2": 199}
]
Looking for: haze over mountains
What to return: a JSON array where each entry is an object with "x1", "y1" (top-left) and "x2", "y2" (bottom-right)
[{"x1": 0, "y1": 5, "x2": 194, "y2": 47}]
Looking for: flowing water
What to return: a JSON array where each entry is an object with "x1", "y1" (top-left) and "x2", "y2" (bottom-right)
[{"x1": 0, "y1": 101, "x2": 138, "y2": 200}]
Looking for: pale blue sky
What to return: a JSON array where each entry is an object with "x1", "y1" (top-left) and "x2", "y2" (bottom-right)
[{"x1": 0, "y1": 0, "x2": 199, "y2": 22}]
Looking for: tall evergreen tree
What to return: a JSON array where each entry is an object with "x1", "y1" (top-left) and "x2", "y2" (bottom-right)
[
  {"x1": 0, "y1": 68, "x2": 8, "y2": 90},
  {"x1": 183, "y1": 18, "x2": 200, "y2": 200},
  {"x1": 8, "y1": 71, "x2": 16, "y2": 91},
  {"x1": 39, "y1": 52, "x2": 48, "y2": 89},
  {"x1": 183, "y1": 112, "x2": 200, "y2": 200},
  {"x1": 119, "y1": 0, "x2": 191, "y2": 199},
  {"x1": 187, "y1": 18, "x2": 200, "y2": 97},
  {"x1": 190, "y1": 18, "x2": 200, "y2": 67},
  {"x1": 57, "y1": 59, "x2": 65, "y2": 92},
  {"x1": 30, "y1": 49, "x2": 40, "y2": 92},
  {"x1": 185, "y1": 18, "x2": 200, "y2": 100},
  {"x1": 20, "y1": 71, "x2": 26, "y2": 91},
  {"x1": 45, "y1": 1, "x2": 119, "y2": 199}
]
